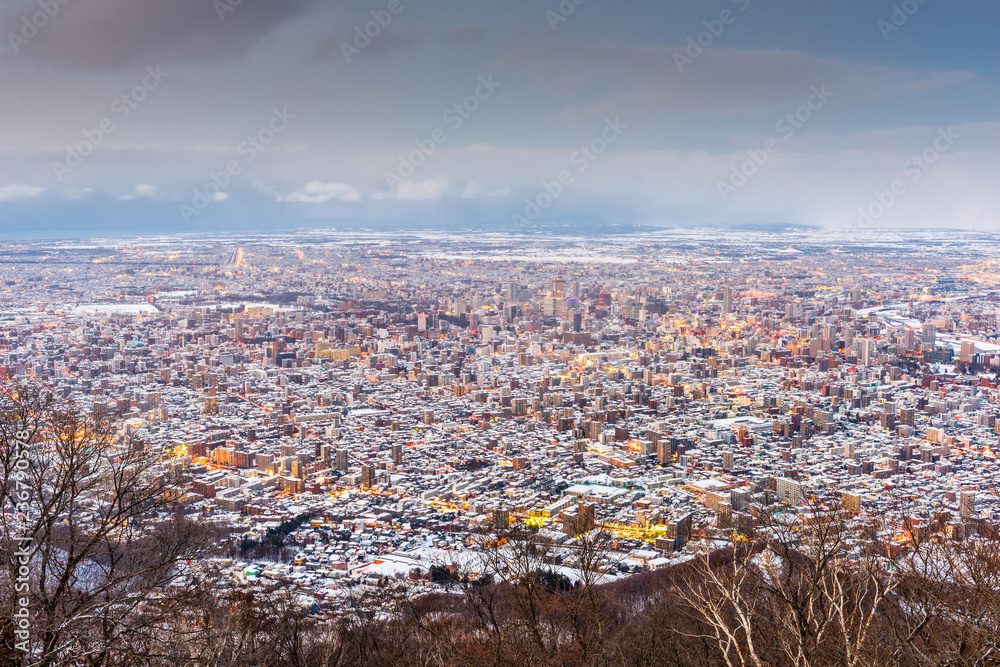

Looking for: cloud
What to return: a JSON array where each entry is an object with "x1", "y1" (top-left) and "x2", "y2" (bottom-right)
[
  {"x1": 119, "y1": 184, "x2": 161, "y2": 201},
  {"x1": 441, "y1": 25, "x2": 487, "y2": 45},
  {"x1": 496, "y1": 37, "x2": 978, "y2": 121},
  {"x1": 394, "y1": 178, "x2": 450, "y2": 201},
  {"x1": 280, "y1": 181, "x2": 361, "y2": 203},
  {"x1": 0, "y1": 184, "x2": 44, "y2": 202},
  {"x1": 3, "y1": 0, "x2": 312, "y2": 69},
  {"x1": 461, "y1": 182, "x2": 509, "y2": 199}
]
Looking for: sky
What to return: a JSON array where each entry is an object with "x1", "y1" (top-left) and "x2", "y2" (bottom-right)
[{"x1": 0, "y1": 0, "x2": 997, "y2": 238}]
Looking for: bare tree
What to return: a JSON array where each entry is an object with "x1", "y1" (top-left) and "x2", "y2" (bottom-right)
[
  {"x1": 673, "y1": 497, "x2": 904, "y2": 667},
  {"x1": 0, "y1": 383, "x2": 215, "y2": 667}
]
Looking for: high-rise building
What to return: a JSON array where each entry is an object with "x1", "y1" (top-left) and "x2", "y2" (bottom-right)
[
  {"x1": 841, "y1": 492, "x2": 861, "y2": 513},
  {"x1": 960, "y1": 340, "x2": 976, "y2": 363},
  {"x1": 858, "y1": 338, "x2": 875, "y2": 367},
  {"x1": 922, "y1": 322, "x2": 936, "y2": 347},
  {"x1": 391, "y1": 443, "x2": 404, "y2": 464},
  {"x1": 775, "y1": 477, "x2": 805, "y2": 505},
  {"x1": 960, "y1": 491, "x2": 975, "y2": 519},
  {"x1": 722, "y1": 286, "x2": 732, "y2": 315},
  {"x1": 335, "y1": 448, "x2": 348, "y2": 472},
  {"x1": 902, "y1": 327, "x2": 915, "y2": 351},
  {"x1": 361, "y1": 465, "x2": 376, "y2": 489},
  {"x1": 552, "y1": 276, "x2": 566, "y2": 301}
]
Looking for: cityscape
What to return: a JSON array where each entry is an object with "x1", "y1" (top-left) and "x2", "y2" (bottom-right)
[
  {"x1": 3, "y1": 228, "x2": 999, "y2": 598},
  {"x1": 2, "y1": 0, "x2": 998, "y2": 664}
]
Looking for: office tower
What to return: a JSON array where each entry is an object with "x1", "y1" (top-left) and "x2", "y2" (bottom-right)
[
  {"x1": 361, "y1": 465, "x2": 376, "y2": 489},
  {"x1": 731, "y1": 488, "x2": 751, "y2": 511},
  {"x1": 506, "y1": 282, "x2": 518, "y2": 301},
  {"x1": 902, "y1": 327, "x2": 915, "y2": 351},
  {"x1": 960, "y1": 491, "x2": 975, "y2": 519},
  {"x1": 722, "y1": 286, "x2": 732, "y2": 315},
  {"x1": 654, "y1": 439, "x2": 669, "y2": 465},
  {"x1": 417, "y1": 313, "x2": 427, "y2": 332},
  {"x1": 961, "y1": 340, "x2": 975, "y2": 363},
  {"x1": 573, "y1": 312, "x2": 582, "y2": 332},
  {"x1": 391, "y1": 443, "x2": 404, "y2": 464},
  {"x1": 571, "y1": 280, "x2": 580, "y2": 299},
  {"x1": 922, "y1": 322, "x2": 936, "y2": 347},
  {"x1": 552, "y1": 276, "x2": 566, "y2": 301},
  {"x1": 859, "y1": 338, "x2": 874, "y2": 367},
  {"x1": 335, "y1": 448, "x2": 348, "y2": 472},
  {"x1": 234, "y1": 317, "x2": 243, "y2": 343}
]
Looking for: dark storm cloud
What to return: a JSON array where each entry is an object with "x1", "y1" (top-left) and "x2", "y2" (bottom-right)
[
  {"x1": 3, "y1": 0, "x2": 311, "y2": 69},
  {"x1": 314, "y1": 29, "x2": 419, "y2": 62},
  {"x1": 441, "y1": 25, "x2": 488, "y2": 46}
]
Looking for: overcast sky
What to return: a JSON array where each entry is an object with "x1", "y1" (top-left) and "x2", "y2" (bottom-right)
[{"x1": 0, "y1": 0, "x2": 997, "y2": 238}]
